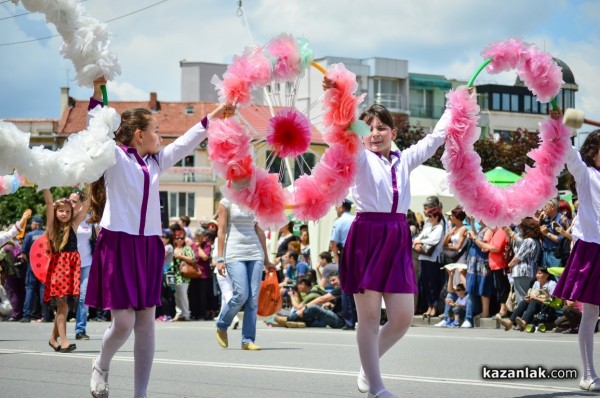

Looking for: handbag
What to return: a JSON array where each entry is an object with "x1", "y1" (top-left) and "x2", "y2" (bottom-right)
[
  {"x1": 505, "y1": 284, "x2": 518, "y2": 313},
  {"x1": 257, "y1": 271, "x2": 283, "y2": 317},
  {"x1": 179, "y1": 262, "x2": 202, "y2": 279},
  {"x1": 413, "y1": 225, "x2": 442, "y2": 256}
]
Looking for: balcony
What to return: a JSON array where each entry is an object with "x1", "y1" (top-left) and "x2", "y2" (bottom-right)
[
  {"x1": 374, "y1": 93, "x2": 405, "y2": 113},
  {"x1": 409, "y1": 104, "x2": 445, "y2": 119},
  {"x1": 161, "y1": 166, "x2": 216, "y2": 183}
]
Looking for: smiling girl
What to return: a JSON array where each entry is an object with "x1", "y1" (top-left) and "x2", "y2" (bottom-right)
[
  {"x1": 326, "y1": 84, "x2": 449, "y2": 397},
  {"x1": 84, "y1": 76, "x2": 233, "y2": 398},
  {"x1": 43, "y1": 188, "x2": 89, "y2": 353}
]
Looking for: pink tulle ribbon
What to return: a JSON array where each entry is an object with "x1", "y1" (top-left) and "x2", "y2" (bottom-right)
[
  {"x1": 442, "y1": 86, "x2": 571, "y2": 226},
  {"x1": 481, "y1": 38, "x2": 563, "y2": 103},
  {"x1": 207, "y1": 46, "x2": 363, "y2": 227}
]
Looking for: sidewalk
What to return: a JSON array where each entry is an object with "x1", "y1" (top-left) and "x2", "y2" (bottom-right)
[{"x1": 412, "y1": 315, "x2": 499, "y2": 329}]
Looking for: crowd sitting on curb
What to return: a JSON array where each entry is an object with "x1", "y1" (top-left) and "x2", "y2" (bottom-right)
[{"x1": 2, "y1": 192, "x2": 599, "y2": 337}]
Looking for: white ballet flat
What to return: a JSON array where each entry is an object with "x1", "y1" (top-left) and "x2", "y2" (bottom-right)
[
  {"x1": 357, "y1": 372, "x2": 369, "y2": 393},
  {"x1": 90, "y1": 359, "x2": 109, "y2": 398},
  {"x1": 580, "y1": 378, "x2": 600, "y2": 391}
]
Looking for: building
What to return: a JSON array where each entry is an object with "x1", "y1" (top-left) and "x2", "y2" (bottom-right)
[
  {"x1": 58, "y1": 89, "x2": 328, "y2": 229},
  {"x1": 475, "y1": 58, "x2": 578, "y2": 140}
]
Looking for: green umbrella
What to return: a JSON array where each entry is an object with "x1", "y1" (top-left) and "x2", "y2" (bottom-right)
[{"x1": 485, "y1": 166, "x2": 522, "y2": 187}]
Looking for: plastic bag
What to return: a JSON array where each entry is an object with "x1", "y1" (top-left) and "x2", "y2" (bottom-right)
[{"x1": 257, "y1": 271, "x2": 282, "y2": 317}]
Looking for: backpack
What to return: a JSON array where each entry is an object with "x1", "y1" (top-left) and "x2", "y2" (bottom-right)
[{"x1": 553, "y1": 237, "x2": 571, "y2": 266}]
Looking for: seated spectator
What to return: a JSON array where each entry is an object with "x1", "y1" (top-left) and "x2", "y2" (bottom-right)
[
  {"x1": 279, "y1": 250, "x2": 309, "y2": 298},
  {"x1": 434, "y1": 269, "x2": 468, "y2": 327},
  {"x1": 275, "y1": 272, "x2": 345, "y2": 329},
  {"x1": 316, "y1": 251, "x2": 338, "y2": 290},
  {"x1": 274, "y1": 276, "x2": 324, "y2": 327},
  {"x1": 500, "y1": 267, "x2": 557, "y2": 331},
  {"x1": 554, "y1": 300, "x2": 582, "y2": 334}
]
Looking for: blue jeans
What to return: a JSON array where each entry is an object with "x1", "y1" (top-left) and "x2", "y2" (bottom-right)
[
  {"x1": 22, "y1": 263, "x2": 47, "y2": 320},
  {"x1": 466, "y1": 293, "x2": 480, "y2": 323},
  {"x1": 443, "y1": 292, "x2": 458, "y2": 320},
  {"x1": 302, "y1": 305, "x2": 344, "y2": 328},
  {"x1": 216, "y1": 259, "x2": 263, "y2": 345},
  {"x1": 75, "y1": 266, "x2": 91, "y2": 334},
  {"x1": 542, "y1": 249, "x2": 561, "y2": 267},
  {"x1": 341, "y1": 292, "x2": 357, "y2": 328}
]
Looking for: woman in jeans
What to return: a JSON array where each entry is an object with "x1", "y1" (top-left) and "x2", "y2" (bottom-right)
[{"x1": 214, "y1": 198, "x2": 274, "y2": 351}]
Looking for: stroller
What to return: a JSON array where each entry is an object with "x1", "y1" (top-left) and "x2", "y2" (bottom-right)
[{"x1": 525, "y1": 297, "x2": 562, "y2": 333}]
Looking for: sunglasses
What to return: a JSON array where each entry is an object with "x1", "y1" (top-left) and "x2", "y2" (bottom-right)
[{"x1": 175, "y1": 237, "x2": 185, "y2": 240}]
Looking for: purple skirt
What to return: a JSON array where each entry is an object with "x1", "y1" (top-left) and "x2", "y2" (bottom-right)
[
  {"x1": 553, "y1": 239, "x2": 600, "y2": 306},
  {"x1": 340, "y1": 212, "x2": 416, "y2": 294},
  {"x1": 85, "y1": 229, "x2": 165, "y2": 311}
]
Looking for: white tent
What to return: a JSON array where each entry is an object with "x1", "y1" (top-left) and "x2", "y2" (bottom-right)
[{"x1": 409, "y1": 164, "x2": 457, "y2": 213}]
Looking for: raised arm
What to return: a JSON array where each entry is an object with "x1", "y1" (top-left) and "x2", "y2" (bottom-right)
[
  {"x1": 43, "y1": 189, "x2": 55, "y2": 236},
  {"x1": 402, "y1": 110, "x2": 450, "y2": 172},
  {"x1": 160, "y1": 103, "x2": 235, "y2": 171}
]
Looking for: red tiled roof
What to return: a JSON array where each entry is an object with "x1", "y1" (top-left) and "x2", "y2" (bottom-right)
[{"x1": 58, "y1": 96, "x2": 327, "y2": 145}]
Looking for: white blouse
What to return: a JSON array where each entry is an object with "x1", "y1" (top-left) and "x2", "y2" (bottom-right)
[
  {"x1": 351, "y1": 111, "x2": 449, "y2": 214},
  {"x1": 100, "y1": 120, "x2": 207, "y2": 236},
  {"x1": 566, "y1": 145, "x2": 600, "y2": 244}
]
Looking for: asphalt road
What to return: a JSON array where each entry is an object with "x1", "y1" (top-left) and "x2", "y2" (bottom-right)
[{"x1": 0, "y1": 318, "x2": 594, "y2": 397}]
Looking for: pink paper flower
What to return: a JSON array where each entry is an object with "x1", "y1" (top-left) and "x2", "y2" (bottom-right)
[{"x1": 266, "y1": 109, "x2": 312, "y2": 158}]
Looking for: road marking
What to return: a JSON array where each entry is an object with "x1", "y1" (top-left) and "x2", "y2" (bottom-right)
[{"x1": 0, "y1": 348, "x2": 578, "y2": 393}]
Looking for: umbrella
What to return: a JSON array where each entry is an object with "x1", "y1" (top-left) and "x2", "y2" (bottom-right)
[{"x1": 485, "y1": 166, "x2": 521, "y2": 187}]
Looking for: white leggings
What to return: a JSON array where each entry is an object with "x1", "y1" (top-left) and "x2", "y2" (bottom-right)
[
  {"x1": 579, "y1": 303, "x2": 599, "y2": 382},
  {"x1": 354, "y1": 291, "x2": 414, "y2": 395},
  {"x1": 96, "y1": 307, "x2": 155, "y2": 398}
]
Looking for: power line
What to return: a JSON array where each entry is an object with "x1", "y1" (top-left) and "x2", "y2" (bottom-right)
[
  {"x1": 0, "y1": 0, "x2": 168, "y2": 47},
  {"x1": 0, "y1": 0, "x2": 88, "y2": 21}
]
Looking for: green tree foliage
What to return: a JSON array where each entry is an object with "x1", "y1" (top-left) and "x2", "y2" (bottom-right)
[
  {"x1": 394, "y1": 120, "x2": 541, "y2": 175},
  {"x1": 0, "y1": 186, "x2": 75, "y2": 228}
]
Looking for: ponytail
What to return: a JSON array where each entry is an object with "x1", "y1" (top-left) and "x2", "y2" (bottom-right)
[{"x1": 88, "y1": 176, "x2": 106, "y2": 224}]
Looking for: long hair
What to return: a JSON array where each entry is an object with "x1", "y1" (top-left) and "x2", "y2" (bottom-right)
[
  {"x1": 47, "y1": 198, "x2": 73, "y2": 252},
  {"x1": 88, "y1": 108, "x2": 153, "y2": 224}
]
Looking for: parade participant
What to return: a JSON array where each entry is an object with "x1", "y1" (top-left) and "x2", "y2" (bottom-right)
[
  {"x1": 85, "y1": 76, "x2": 233, "y2": 398},
  {"x1": 326, "y1": 75, "x2": 450, "y2": 398},
  {"x1": 553, "y1": 119, "x2": 600, "y2": 392},
  {"x1": 42, "y1": 188, "x2": 89, "y2": 353}
]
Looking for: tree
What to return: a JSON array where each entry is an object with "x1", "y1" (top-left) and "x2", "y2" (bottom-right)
[
  {"x1": 0, "y1": 186, "x2": 75, "y2": 228},
  {"x1": 394, "y1": 122, "x2": 541, "y2": 176}
]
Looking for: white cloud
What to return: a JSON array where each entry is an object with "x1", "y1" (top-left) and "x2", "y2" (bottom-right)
[{"x1": 0, "y1": 0, "x2": 598, "y2": 130}]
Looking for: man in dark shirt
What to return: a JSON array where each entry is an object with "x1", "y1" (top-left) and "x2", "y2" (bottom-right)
[{"x1": 20, "y1": 216, "x2": 49, "y2": 322}]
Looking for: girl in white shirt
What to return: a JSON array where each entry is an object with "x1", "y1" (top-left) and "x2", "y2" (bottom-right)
[
  {"x1": 330, "y1": 87, "x2": 449, "y2": 397},
  {"x1": 553, "y1": 127, "x2": 600, "y2": 392},
  {"x1": 85, "y1": 76, "x2": 233, "y2": 398}
]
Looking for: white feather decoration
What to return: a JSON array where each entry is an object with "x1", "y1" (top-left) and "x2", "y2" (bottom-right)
[
  {"x1": 13, "y1": 0, "x2": 121, "y2": 86},
  {"x1": 0, "y1": 107, "x2": 120, "y2": 189}
]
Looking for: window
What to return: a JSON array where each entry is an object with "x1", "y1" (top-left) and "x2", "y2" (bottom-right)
[
  {"x1": 374, "y1": 78, "x2": 401, "y2": 109},
  {"x1": 409, "y1": 89, "x2": 433, "y2": 117},
  {"x1": 478, "y1": 93, "x2": 489, "y2": 110},
  {"x1": 293, "y1": 153, "x2": 316, "y2": 180},
  {"x1": 265, "y1": 151, "x2": 316, "y2": 187},
  {"x1": 185, "y1": 106, "x2": 194, "y2": 115},
  {"x1": 511, "y1": 94, "x2": 519, "y2": 111},
  {"x1": 502, "y1": 93, "x2": 510, "y2": 111},
  {"x1": 492, "y1": 93, "x2": 501, "y2": 110},
  {"x1": 169, "y1": 192, "x2": 195, "y2": 218},
  {"x1": 523, "y1": 95, "x2": 532, "y2": 113}
]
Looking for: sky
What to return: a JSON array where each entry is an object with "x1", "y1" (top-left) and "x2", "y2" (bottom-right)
[{"x1": 1, "y1": 0, "x2": 599, "y2": 129}]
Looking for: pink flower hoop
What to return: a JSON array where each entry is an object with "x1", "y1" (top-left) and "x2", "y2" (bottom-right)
[
  {"x1": 442, "y1": 38, "x2": 571, "y2": 226},
  {"x1": 207, "y1": 34, "x2": 364, "y2": 229}
]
